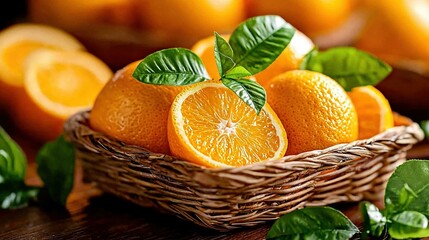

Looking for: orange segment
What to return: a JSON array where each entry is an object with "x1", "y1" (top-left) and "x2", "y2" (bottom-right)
[
  {"x1": 347, "y1": 86, "x2": 394, "y2": 139},
  {"x1": 24, "y1": 50, "x2": 112, "y2": 118},
  {"x1": 168, "y1": 81, "x2": 288, "y2": 168},
  {"x1": 0, "y1": 23, "x2": 85, "y2": 87}
]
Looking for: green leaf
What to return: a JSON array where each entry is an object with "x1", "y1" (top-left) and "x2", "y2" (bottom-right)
[
  {"x1": 389, "y1": 211, "x2": 429, "y2": 239},
  {"x1": 0, "y1": 182, "x2": 39, "y2": 209},
  {"x1": 36, "y1": 135, "x2": 75, "y2": 206},
  {"x1": 266, "y1": 206, "x2": 359, "y2": 240},
  {"x1": 225, "y1": 66, "x2": 252, "y2": 79},
  {"x1": 385, "y1": 160, "x2": 429, "y2": 216},
  {"x1": 299, "y1": 47, "x2": 319, "y2": 70},
  {"x1": 359, "y1": 201, "x2": 386, "y2": 239},
  {"x1": 132, "y1": 48, "x2": 210, "y2": 85},
  {"x1": 222, "y1": 78, "x2": 266, "y2": 114},
  {"x1": 214, "y1": 32, "x2": 235, "y2": 77},
  {"x1": 421, "y1": 120, "x2": 429, "y2": 140},
  {"x1": 391, "y1": 211, "x2": 428, "y2": 229},
  {"x1": 229, "y1": 15, "x2": 295, "y2": 75},
  {"x1": 0, "y1": 127, "x2": 26, "y2": 183},
  {"x1": 303, "y1": 47, "x2": 392, "y2": 91}
]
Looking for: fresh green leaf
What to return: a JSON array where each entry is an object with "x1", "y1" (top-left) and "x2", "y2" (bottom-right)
[
  {"x1": 36, "y1": 136, "x2": 75, "y2": 206},
  {"x1": 385, "y1": 160, "x2": 429, "y2": 216},
  {"x1": 229, "y1": 15, "x2": 295, "y2": 75},
  {"x1": 222, "y1": 78, "x2": 266, "y2": 114},
  {"x1": 0, "y1": 182, "x2": 39, "y2": 209},
  {"x1": 225, "y1": 66, "x2": 252, "y2": 79},
  {"x1": 132, "y1": 48, "x2": 210, "y2": 85},
  {"x1": 266, "y1": 206, "x2": 359, "y2": 240},
  {"x1": 391, "y1": 211, "x2": 428, "y2": 229},
  {"x1": 214, "y1": 32, "x2": 235, "y2": 77},
  {"x1": 0, "y1": 127, "x2": 26, "y2": 183},
  {"x1": 421, "y1": 120, "x2": 429, "y2": 140},
  {"x1": 359, "y1": 201, "x2": 386, "y2": 239},
  {"x1": 302, "y1": 47, "x2": 392, "y2": 91},
  {"x1": 299, "y1": 47, "x2": 319, "y2": 70},
  {"x1": 389, "y1": 211, "x2": 429, "y2": 239}
]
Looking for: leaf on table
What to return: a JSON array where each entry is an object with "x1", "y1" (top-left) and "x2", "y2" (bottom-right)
[
  {"x1": 266, "y1": 206, "x2": 359, "y2": 240},
  {"x1": 359, "y1": 201, "x2": 386, "y2": 239},
  {"x1": 0, "y1": 127, "x2": 27, "y2": 183},
  {"x1": 0, "y1": 182, "x2": 39, "y2": 209},
  {"x1": 36, "y1": 135, "x2": 75, "y2": 206},
  {"x1": 389, "y1": 211, "x2": 429, "y2": 239},
  {"x1": 385, "y1": 160, "x2": 429, "y2": 216}
]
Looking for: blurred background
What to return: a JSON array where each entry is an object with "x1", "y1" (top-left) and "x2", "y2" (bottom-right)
[{"x1": 1, "y1": 0, "x2": 428, "y2": 121}]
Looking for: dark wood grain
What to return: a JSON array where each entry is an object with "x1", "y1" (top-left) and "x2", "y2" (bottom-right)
[{"x1": 0, "y1": 112, "x2": 428, "y2": 240}]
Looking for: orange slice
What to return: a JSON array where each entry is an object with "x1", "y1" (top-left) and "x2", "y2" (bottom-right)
[
  {"x1": 167, "y1": 81, "x2": 288, "y2": 168},
  {"x1": 0, "y1": 23, "x2": 85, "y2": 87},
  {"x1": 347, "y1": 86, "x2": 394, "y2": 139},
  {"x1": 12, "y1": 49, "x2": 112, "y2": 142}
]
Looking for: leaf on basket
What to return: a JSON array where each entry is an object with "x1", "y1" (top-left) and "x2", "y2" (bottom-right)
[
  {"x1": 266, "y1": 206, "x2": 359, "y2": 240},
  {"x1": 300, "y1": 47, "x2": 392, "y2": 91},
  {"x1": 132, "y1": 48, "x2": 210, "y2": 85},
  {"x1": 229, "y1": 15, "x2": 295, "y2": 75},
  {"x1": 36, "y1": 135, "x2": 75, "y2": 206}
]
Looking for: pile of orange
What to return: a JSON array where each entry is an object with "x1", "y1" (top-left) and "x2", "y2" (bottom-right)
[
  {"x1": 90, "y1": 28, "x2": 395, "y2": 168},
  {"x1": 0, "y1": 23, "x2": 112, "y2": 142}
]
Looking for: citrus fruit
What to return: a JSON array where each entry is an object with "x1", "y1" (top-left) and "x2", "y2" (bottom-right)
[
  {"x1": 90, "y1": 61, "x2": 182, "y2": 154},
  {"x1": 246, "y1": 0, "x2": 355, "y2": 37},
  {"x1": 191, "y1": 34, "x2": 231, "y2": 80},
  {"x1": 136, "y1": 0, "x2": 245, "y2": 46},
  {"x1": 12, "y1": 49, "x2": 112, "y2": 142},
  {"x1": 0, "y1": 23, "x2": 85, "y2": 107},
  {"x1": 265, "y1": 70, "x2": 358, "y2": 155},
  {"x1": 355, "y1": 0, "x2": 429, "y2": 62},
  {"x1": 0, "y1": 23, "x2": 85, "y2": 88},
  {"x1": 167, "y1": 81, "x2": 288, "y2": 168},
  {"x1": 347, "y1": 86, "x2": 394, "y2": 139},
  {"x1": 255, "y1": 30, "x2": 314, "y2": 87}
]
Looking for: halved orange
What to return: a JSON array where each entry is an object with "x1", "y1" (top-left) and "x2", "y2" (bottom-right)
[
  {"x1": 347, "y1": 85, "x2": 394, "y2": 139},
  {"x1": 167, "y1": 81, "x2": 288, "y2": 168},
  {"x1": 0, "y1": 23, "x2": 85, "y2": 87},
  {"x1": 12, "y1": 49, "x2": 112, "y2": 142}
]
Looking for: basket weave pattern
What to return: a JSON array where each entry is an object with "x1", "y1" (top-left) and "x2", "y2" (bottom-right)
[{"x1": 64, "y1": 111, "x2": 424, "y2": 231}]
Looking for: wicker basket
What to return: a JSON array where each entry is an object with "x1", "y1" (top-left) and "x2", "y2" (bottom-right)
[{"x1": 64, "y1": 111, "x2": 424, "y2": 231}]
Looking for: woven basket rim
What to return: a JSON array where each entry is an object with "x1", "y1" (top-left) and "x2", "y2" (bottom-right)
[{"x1": 64, "y1": 110, "x2": 425, "y2": 172}]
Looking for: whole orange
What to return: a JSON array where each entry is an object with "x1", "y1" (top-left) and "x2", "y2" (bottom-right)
[
  {"x1": 265, "y1": 70, "x2": 358, "y2": 155},
  {"x1": 90, "y1": 61, "x2": 182, "y2": 154}
]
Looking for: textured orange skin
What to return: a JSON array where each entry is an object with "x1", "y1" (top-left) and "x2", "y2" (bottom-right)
[
  {"x1": 347, "y1": 86, "x2": 394, "y2": 140},
  {"x1": 89, "y1": 61, "x2": 182, "y2": 154},
  {"x1": 265, "y1": 70, "x2": 358, "y2": 155}
]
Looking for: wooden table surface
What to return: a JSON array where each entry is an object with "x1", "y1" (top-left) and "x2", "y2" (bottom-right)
[{"x1": 1, "y1": 113, "x2": 428, "y2": 240}]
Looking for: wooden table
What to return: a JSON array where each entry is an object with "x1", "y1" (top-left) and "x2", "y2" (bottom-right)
[{"x1": 1, "y1": 114, "x2": 428, "y2": 240}]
